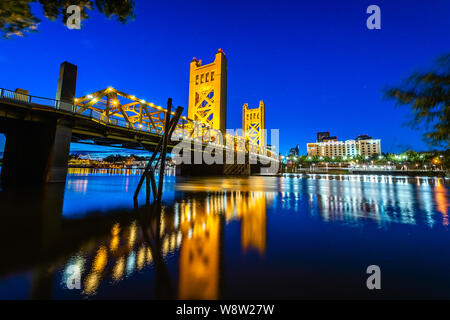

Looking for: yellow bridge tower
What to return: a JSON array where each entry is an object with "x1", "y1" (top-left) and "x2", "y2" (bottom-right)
[
  {"x1": 188, "y1": 49, "x2": 227, "y2": 133},
  {"x1": 243, "y1": 101, "x2": 266, "y2": 149}
]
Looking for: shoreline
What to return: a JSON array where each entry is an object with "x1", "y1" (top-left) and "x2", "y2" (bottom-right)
[
  {"x1": 283, "y1": 169, "x2": 447, "y2": 178},
  {"x1": 67, "y1": 166, "x2": 448, "y2": 179}
]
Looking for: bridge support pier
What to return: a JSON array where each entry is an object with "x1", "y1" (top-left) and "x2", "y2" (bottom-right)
[
  {"x1": 0, "y1": 119, "x2": 73, "y2": 186},
  {"x1": 0, "y1": 61, "x2": 77, "y2": 187},
  {"x1": 175, "y1": 148, "x2": 254, "y2": 176}
]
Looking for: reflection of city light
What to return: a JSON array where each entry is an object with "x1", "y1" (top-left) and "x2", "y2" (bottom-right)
[
  {"x1": 93, "y1": 246, "x2": 108, "y2": 272},
  {"x1": 137, "y1": 246, "x2": 146, "y2": 270},
  {"x1": 128, "y1": 221, "x2": 137, "y2": 248},
  {"x1": 110, "y1": 223, "x2": 121, "y2": 252},
  {"x1": 163, "y1": 237, "x2": 170, "y2": 255},
  {"x1": 435, "y1": 183, "x2": 449, "y2": 226},
  {"x1": 83, "y1": 272, "x2": 100, "y2": 295},
  {"x1": 146, "y1": 248, "x2": 153, "y2": 264},
  {"x1": 112, "y1": 257, "x2": 125, "y2": 282},
  {"x1": 126, "y1": 251, "x2": 136, "y2": 276}
]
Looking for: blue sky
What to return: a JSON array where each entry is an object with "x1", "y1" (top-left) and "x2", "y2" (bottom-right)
[{"x1": 0, "y1": 0, "x2": 449, "y2": 155}]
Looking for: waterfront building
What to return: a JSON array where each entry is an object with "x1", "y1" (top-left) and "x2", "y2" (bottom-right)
[{"x1": 306, "y1": 133, "x2": 381, "y2": 157}]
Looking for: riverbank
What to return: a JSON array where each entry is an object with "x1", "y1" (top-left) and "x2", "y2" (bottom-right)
[
  {"x1": 283, "y1": 168, "x2": 447, "y2": 177},
  {"x1": 67, "y1": 166, "x2": 448, "y2": 178}
]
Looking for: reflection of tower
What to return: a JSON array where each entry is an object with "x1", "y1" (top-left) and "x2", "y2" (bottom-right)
[
  {"x1": 178, "y1": 197, "x2": 224, "y2": 299},
  {"x1": 188, "y1": 49, "x2": 227, "y2": 133},
  {"x1": 243, "y1": 101, "x2": 266, "y2": 149},
  {"x1": 241, "y1": 193, "x2": 267, "y2": 255}
]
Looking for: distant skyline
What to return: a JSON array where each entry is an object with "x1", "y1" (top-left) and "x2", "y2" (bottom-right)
[{"x1": 0, "y1": 0, "x2": 449, "y2": 155}]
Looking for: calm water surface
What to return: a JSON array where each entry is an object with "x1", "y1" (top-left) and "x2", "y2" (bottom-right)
[{"x1": 0, "y1": 169, "x2": 449, "y2": 299}]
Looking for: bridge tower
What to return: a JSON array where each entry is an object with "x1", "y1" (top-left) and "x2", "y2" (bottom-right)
[
  {"x1": 188, "y1": 49, "x2": 227, "y2": 133},
  {"x1": 243, "y1": 100, "x2": 266, "y2": 149}
]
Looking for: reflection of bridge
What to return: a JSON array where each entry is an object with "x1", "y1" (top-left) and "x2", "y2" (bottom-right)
[
  {"x1": 0, "y1": 50, "x2": 278, "y2": 186},
  {"x1": 0, "y1": 183, "x2": 272, "y2": 299}
]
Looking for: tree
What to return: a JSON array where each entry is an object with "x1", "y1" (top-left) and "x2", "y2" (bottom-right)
[
  {"x1": 385, "y1": 54, "x2": 450, "y2": 148},
  {"x1": 0, "y1": 0, "x2": 135, "y2": 38}
]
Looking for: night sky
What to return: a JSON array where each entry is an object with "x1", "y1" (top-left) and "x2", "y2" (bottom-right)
[{"x1": 0, "y1": 0, "x2": 449, "y2": 155}]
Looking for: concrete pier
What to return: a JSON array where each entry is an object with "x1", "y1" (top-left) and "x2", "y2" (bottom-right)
[{"x1": 0, "y1": 62, "x2": 77, "y2": 186}]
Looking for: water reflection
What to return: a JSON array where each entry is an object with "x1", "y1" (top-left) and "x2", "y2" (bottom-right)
[
  {"x1": 0, "y1": 172, "x2": 449, "y2": 299},
  {"x1": 280, "y1": 174, "x2": 449, "y2": 228},
  {"x1": 57, "y1": 190, "x2": 270, "y2": 299}
]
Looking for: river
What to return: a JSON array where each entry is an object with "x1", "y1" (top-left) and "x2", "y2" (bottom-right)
[{"x1": 0, "y1": 170, "x2": 449, "y2": 299}]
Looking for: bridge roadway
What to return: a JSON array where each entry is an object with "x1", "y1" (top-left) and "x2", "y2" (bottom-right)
[
  {"x1": 0, "y1": 88, "x2": 277, "y2": 186},
  {"x1": 0, "y1": 89, "x2": 178, "y2": 151}
]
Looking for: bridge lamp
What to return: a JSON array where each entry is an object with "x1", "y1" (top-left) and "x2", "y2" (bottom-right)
[
  {"x1": 87, "y1": 95, "x2": 93, "y2": 99},
  {"x1": 140, "y1": 100, "x2": 146, "y2": 104}
]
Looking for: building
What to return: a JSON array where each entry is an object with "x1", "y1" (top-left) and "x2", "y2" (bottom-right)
[
  {"x1": 317, "y1": 131, "x2": 337, "y2": 142},
  {"x1": 306, "y1": 133, "x2": 381, "y2": 158},
  {"x1": 355, "y1": 134, "x2": 372, "y2": 141},
  {"x1": 289, "y1": 145, "x2": 300, "y2": 157}
]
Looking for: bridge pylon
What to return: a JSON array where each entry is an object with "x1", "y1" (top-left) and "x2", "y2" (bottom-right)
[
  {"x1": 243, "y1": 100, "x2": 266, "y2": 152},
  {"x1": 188, "y1": 49, "x2": 227, "y2": 134}
]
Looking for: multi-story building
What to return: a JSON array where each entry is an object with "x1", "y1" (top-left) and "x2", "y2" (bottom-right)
[
  {"x1": 306, "y1": 132, "x2": 381, "y2": 158},
  {"x1": 289, "y1": 145, "x2": 300, "y2": 157}
]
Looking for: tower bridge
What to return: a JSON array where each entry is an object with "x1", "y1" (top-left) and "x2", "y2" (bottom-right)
[{"x1": 0, "y1": 50, "x2": 278, "y2": 187}]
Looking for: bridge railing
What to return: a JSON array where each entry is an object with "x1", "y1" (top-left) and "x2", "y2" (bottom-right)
[{"x1": 1, "y1": 88, "x2": 278, "y2": 160}]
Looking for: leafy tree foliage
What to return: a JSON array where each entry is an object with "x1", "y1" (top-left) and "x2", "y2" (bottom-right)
[
  {"x1": 0, "y1": 0, "x2": 135, "y2": 37},
  {"x1": 385, "y1": 54, "x2": 450, "y2": 148}
]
